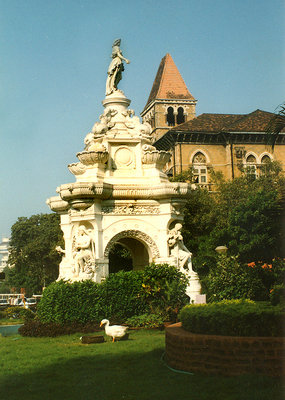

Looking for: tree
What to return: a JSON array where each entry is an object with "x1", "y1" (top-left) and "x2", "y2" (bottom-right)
[
  {"x1": 266, "y1": 103, "x2": 285, "y2": 149},
  {"x1": 7, "y1": 213, "x2": 63, "y2": 295},
  {"x1": 179, "y1": 162, "x2": 284, "y2": 270}
]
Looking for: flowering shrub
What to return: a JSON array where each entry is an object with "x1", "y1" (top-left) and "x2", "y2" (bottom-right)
[
  {"x1": 202, "y1": 255, "x2": 267, "y2": 301},
  {"x1": 270, "y1": 284, "x2": 285, "y2": 306},
  {"x1": 246, "y1": 257, "x2": 285, "y2": 294}
]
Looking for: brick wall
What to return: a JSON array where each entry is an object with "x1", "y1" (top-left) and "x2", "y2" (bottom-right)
[{"x1": 165, "y1": 323, "x2": 285, "y2": 376}]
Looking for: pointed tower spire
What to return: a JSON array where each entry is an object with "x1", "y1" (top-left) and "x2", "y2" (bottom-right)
[{"x1": 141, "y1": 54, "x2": 197, "y2": 141}]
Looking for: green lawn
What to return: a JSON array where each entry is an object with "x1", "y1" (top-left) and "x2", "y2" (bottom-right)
[{"x1": 0, "y1": 329, "x2": 283, "y2": 400}]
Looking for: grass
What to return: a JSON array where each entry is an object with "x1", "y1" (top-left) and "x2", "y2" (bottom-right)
[{"x1": 0, "y1": 329, "x2": 284, "y2": 400}]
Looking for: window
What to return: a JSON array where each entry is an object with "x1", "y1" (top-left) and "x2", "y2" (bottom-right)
[
  {"x1": 260, "y1": 155, "x2": 272, "y2": 174},
  {"x1": 166, "y1": 107, "x2": 175, "y2": 126},
  {"x1": 245, "y1": 155, "x2": 257, "y2": 178},
  {"x1": 176, "y1": 107, "x2": 185, "y2": 125},
  {"x1": 261, "y1": 155, "x2": 271, "y2": 164},
  {"x1": 192, "y1": 152, "x2": 207, "y2": 184}
]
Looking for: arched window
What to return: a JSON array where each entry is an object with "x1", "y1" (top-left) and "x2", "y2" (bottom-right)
[
  {"x1": 176, "y1": 107, "x2": 185, "y2": 125},
  {"x1": 192, "y1": 152, "x2": 207, "y2": 184},
  {"x1": 245, "y1": 154, "x2": 257, "y2": 178},
  {"x1": 166, "y1": 107, "x2": 175, "y2": 126},
  {"x1": 260, "y1": 154, "x2": 272, "y2": 174},
  {"x1": 261, "y1": 155, "x2": 271, "y2": 164}
]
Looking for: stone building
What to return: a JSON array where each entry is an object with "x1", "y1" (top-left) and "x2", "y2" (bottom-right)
[
  {"x1": 141, "y1": 54, "x2": 285, "y2": 185},
  {"x1": 0, "y1": 237, "x2": 10, "y2": 274}
]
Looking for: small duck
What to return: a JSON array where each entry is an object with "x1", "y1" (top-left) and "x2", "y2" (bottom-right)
[{"x1": 100, "y1": 319, "x2": 128, "y2": 342}]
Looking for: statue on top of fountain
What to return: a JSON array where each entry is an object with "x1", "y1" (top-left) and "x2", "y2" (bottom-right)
[{"x1": 106, "y1": 39, "x2": 130, "y2": 96}]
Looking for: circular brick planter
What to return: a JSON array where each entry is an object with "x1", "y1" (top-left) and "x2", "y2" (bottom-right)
[{"x1": 165, "y1": 323, "x2": 285, "y2": 376}]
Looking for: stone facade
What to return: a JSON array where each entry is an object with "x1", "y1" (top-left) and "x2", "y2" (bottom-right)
[{"x1": 142, "y1": 54, "x2": 285, "y2": 183}]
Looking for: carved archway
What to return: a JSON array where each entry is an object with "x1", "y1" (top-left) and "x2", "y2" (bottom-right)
[{"x1": 104, "y1": 230, "x2": 160, "y2": 259}]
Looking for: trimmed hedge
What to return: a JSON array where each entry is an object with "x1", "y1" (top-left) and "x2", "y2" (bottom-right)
[
  {"x1": 179, "y1": 300, "x2": 285, "y2": 337},
  {"x1": 36, "y1": 264, "x2": 187, "y2": 326}
]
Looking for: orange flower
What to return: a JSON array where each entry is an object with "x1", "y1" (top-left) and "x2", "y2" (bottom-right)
[{"x1": 247, "y1": 262, "x2": 255, "y2": 268}]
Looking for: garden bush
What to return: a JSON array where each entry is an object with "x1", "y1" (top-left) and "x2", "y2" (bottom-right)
[
  {"x1": 36, "y1": 264, "x2": 188, "y2": 326},
  {"x1": 4, "y1": 306, "x2": 35, "y2": 321},
  {"x1": 270, "y1": 284, "x2": 285, "y2": 306},
  {"x1": 179, "y1": 299, "x2": 284, "y2": 337},
  {"x1": 126, "y1": 313, "x2": 164, "y2": 329},
  {"x1": 202, "y1": 255, "x2": 268, "y2": 301}
]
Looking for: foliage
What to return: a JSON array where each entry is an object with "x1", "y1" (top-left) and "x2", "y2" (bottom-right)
[
  {"x1": 266, "y1": 102, "x2": 285, "y2": 149},
  {"x1": 37, "y1": 264, "x2": 188, "y2": 325},
  {"x1": 202, "y1": 254, "x2": 268, "y2": 302},
  {"x1": 100, "y1": 270, "x2": 147, "y2": 321},
  {"x1": 270, "y1": 284, "x2": 285, "y2": 306},
  {"x1": 37, "y1": 280, "x2": 105, "y2": 324},
  {"x1": 19, "y1": 320, "x2": 100, "y2": 337},
  {"x1": 126, "y1": 313, "x2": 164, "y2": 328},
  {"x1": 139, "y1": 263, "x2": 188, "y2": 320},
  {"x1": 6, "y1": 213, "x2": 63, "y2": 296},
  {"x1": 180, "y1": 162, "x2": 285, "y2": 277},
  {"x1": 108, "y1": 243, "x2": 133, "y2": 273},
  {"x1": 179, "y1": 300, "x2": 284, "y2": 337},
  {"x1": 4, "y1": 306, "x2": 35, "y2": 321}
]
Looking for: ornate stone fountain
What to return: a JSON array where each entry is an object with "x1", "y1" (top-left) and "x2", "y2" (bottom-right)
[{"x1": 47, "y1": 39, "x2": 201, "y2": 302}]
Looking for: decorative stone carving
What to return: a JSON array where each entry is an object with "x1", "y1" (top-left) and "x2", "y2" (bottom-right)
[
  {"x1": 76, "y1": 150, "x2": 108, "y2": 166},
  {"x1": 142, "y1": 148, "x2": 171, "y2": 166},
  {"x1": 106, "y1": 39, "x2": 130, "y2": 96},
  {"x1": 104, "y1": 230, "x2": 160, "y2": 258},
  {"x1": 68, "y1": 162, "x2": 86, "y2": 175},
  {"x1": 72, "y1": 225, "x2": 96, "y2": 277},
  {"x1": 113, "y1": 146, "x2": 134, "y2": 168},
  {"x1": 102, "y1": 205, "x2": 160, "y2": 215},
  {"x1": 46, "y1": 42, "x2": 202, "y2": 302},
  {"x1": 167, "y1": 223, "x2": 202, "y2": 301}
]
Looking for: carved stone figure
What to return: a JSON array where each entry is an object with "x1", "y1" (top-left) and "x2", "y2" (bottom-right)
[
  {"x1": 167, "y1": 223, "x2": 192, "y2": 270},
  {"x1": 72, "y1": 225, "x2": 95, "y2": 276},
  {"x1": 106, "y1": 39, "x2": 130, "y2": 96}
]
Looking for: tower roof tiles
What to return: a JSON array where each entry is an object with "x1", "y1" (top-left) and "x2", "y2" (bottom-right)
[{"x1": 144, "y1": 53, "x2": 195, "y2": 110}]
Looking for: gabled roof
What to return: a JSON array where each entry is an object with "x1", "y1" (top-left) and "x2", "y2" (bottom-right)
[
  {"x1": 154, "y1": 109, "x2": 285, "y2": 150},
  {"x1": 144, "y1": 53, "x2": 195, "y2": 110},
  {"x1": 170, "y1": 109, "x2": 282, "y2": 133}
]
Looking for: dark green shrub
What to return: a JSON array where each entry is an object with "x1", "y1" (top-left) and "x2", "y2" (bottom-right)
[
  {"x1": 270, "y1": 284, "x2": 285, "y2": 306},
  {"x1": 37, "y1": 280, "x2": 105, "y2": 324},
  {"x1": 202, "y1": 255, "x2": 268, "y2": 301},
  {"x1": 140, "y1": 263, "x2": 188, "y2": 319},
  {"x1": 37, "y1": 264, "x2": 189, "y2": 326},
  {"x1": 126, "y1": 313, "x2": 164, "y2": 328},
  {"x1": 101, "y1": 270, "x2": 147, "y2": 321},
  {"x1": 179, "y1": 300, "x2": 284, "y2": 337},
  {"x1": 18, "y1": 320, "x2": 101, "y2": 337},
  {"x1": 4, "y1": 306, "x2": 35, "y2": 321}
]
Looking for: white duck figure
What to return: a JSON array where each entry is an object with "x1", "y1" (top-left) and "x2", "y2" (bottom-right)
[{"x1": 100, "y1": 319, "x2": 128, "y2": 342}]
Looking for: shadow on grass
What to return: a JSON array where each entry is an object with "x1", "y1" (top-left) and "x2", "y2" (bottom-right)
[{"x1": 0, "y1": 346, "x2": 283, "y2": 400}]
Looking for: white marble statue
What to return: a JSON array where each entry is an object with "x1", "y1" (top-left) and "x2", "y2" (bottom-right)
[
  {"x1": 168, "y1": 223, "x2": 201, "y2": 301},
  {"x1": 106, "y1": 39, "x2": 130, "y2": 96},
  {"x1": 72, "y1": 225, "x2": 95, "y2": 277}
]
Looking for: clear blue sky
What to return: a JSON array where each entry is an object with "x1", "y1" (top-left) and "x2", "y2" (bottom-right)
[{"x1": 1, "y1": 0, "x2": 284, "y2": 236}]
